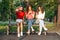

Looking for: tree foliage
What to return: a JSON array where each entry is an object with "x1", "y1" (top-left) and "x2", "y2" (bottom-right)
[{"x1": 0, "y1": 0, "x2": 58, "y2": 21}]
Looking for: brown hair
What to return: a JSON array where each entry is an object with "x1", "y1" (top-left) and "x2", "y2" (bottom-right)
[
  {"x1": 26, "y1": 5, "x2": 33, "y2": 13},
  {"x1": 37, "y1": 6, "x2": 44, "y2": 13}
]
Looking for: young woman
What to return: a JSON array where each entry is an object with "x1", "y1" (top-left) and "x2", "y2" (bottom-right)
[
  {"x1": 15, "y1": 6, "x2": 25, "y2": 37},
  {"x1": 25, "y1": 5, "x2": 35, "y2": 35},
  {"x1": 36, "y1": 6, "x2": 48, "y2": 35}
]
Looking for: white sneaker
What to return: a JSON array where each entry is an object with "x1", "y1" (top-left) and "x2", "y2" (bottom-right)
[
  {"x1": 38, "y1": 32, "x2": 41, "y2": 35},
  {"x1": 44, "y1": 28, "x2": 48, "y2": 31},
  {"x1": 18, "y1": 33, "x2": 20, "y2": 37},
  {"x1": 20, "y1": 32, "x2": 23, "y2": 36},
  {"x1": 31, "y1": 26, "x2": 34, "y2": 32},
  {"x1": 32, "y1": 29, "x2": 34, "y2": 32}
]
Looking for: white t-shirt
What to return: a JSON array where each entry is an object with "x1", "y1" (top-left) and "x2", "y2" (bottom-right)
[{"x1": 36, "y1": 11, "x2": 45, "y2": 19}]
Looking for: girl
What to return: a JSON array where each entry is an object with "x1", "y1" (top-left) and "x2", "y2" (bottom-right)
[
  {"x1": 25, "y1": 5, "x2": 35, "y2": 35},
  {"x1": 36, "y1": 6, "x2": 48, "y2": 35},
  {"x1": 15, "y1": 6, "x2": 25, "y2": 37}
]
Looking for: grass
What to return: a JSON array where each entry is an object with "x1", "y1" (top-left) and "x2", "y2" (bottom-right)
[
  {"x1": 0, "y1": 26, "x2": 7, "y2": 33},
  {"x1": 46, "y1": 23, "x2": 55, "y2": 31},
  {"x1": 0, "y1": 23, "x2": 55, "y2": 33}
]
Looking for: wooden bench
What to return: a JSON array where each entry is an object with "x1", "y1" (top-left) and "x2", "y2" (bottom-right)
[{"x1": 6, "y1": 22, "x2": 39, "y2": 35}]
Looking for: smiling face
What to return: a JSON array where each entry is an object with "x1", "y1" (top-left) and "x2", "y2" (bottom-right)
[{"x1": 18, "y1": 6, "x2": 23, "y2": 11}]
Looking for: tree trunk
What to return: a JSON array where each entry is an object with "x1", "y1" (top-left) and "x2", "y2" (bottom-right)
[{"x1": 57, "y1": 0, "x2": 60, "y2": 26}]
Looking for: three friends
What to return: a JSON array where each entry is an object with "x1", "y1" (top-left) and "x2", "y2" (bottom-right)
[{"x1": 15, "y1": 5, "x2": 48, "y2": 37}]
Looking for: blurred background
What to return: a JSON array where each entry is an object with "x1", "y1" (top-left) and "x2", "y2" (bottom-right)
[{"x1": 0, "y1": 0, "x2": 59, "y2": 33}]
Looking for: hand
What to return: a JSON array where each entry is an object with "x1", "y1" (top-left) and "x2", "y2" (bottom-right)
[
  {"x1": 28, "y1": 11, "x2": 32, "y2": 14},
  {"x1": 15, "y1": 9, "x2": 19, "y2": 11}
]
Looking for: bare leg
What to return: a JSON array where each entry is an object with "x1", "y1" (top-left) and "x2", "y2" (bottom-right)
[
  {"x1": 20, "y1": 22, "x2": 23, "y2": 36},
  {"x1": 17, "y1": 23, "x2": 20, "y2": 37}
]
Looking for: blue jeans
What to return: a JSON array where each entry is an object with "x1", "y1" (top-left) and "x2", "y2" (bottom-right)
[
  {"x1": 27, "y1": 19, "x2": 33, "y2": 30},
  {"x1": 39, "y1": 20, "x2": 47, "y2": 33}
]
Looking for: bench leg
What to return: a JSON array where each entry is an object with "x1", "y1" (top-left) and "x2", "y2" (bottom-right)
[{"x1": 7, "y1": 26, "x2": 9, "y2": 35}]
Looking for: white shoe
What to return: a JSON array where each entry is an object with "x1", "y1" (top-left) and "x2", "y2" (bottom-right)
[
  {"x1": 31, "y1": 26, "x2": 34, "y2": 32},
  {"x1": 20, "y1": 32, "x2": 23, "y2": 36},
  {"x1": 17, "y1": 34, "x2": 20, "y2": 37},
  {"x1": 38, "y1": 32, "x2": 41, "y2": 35},
  {"x1": 44, "y1": 28, "x2": 48, "y2": 31},
  {"x1": 32, "y1": 29, "x2": 34, "y2": 32}
]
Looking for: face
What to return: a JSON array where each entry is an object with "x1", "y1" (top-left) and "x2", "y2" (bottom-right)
[
  {"x1": 28, "y1": 6, "x2": 32, "y2": 11},
  {"x1": 38, "y1": 7, "x2": 41, "y2": 11},
  {"x1": 18, "y1": 6, "x2": 23, "y2": 11}
]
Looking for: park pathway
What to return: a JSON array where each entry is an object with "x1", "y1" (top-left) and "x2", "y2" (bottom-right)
[{"x1": 0, "y1": 33, "x2": 60, "y2": 40}]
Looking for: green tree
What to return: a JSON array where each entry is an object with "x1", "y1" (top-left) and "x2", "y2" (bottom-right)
[
  {"x1": 29, "y1": 0, "x2": 58, "y2": 21},
  {"x1": 0, "y1": 0, "x2": 58, "y2": 21}
]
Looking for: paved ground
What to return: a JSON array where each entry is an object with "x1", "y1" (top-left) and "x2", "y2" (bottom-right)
[{"x1": 0, "y1": 33, "x2": 60, "y2": 40}]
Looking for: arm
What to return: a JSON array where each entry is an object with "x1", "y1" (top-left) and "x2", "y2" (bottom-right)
[
  {"x1": 41, "y1": 11, "x2": 45, "y2": 19},
  {"x1": 15, "y1": 9, "x2": 19, "y2": 12},
  {"x1": 36, "y1": 12, "x2": 38, "y2": 19},
  {"x1": 15, "y1": 9, "x2": 19, "y2": 14}
]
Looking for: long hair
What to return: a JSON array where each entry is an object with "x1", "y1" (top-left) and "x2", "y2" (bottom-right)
[
  {"x1": 26, "y1": 5, "x2": 33, "y2": 13},
  {"x1": 37, "y1": 6, "x2": 44, "y2": 13}
]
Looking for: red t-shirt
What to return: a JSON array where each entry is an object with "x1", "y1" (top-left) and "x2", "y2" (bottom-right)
[{"x1": 16, "y1": 11, "x2": 25, "y2": 19}]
